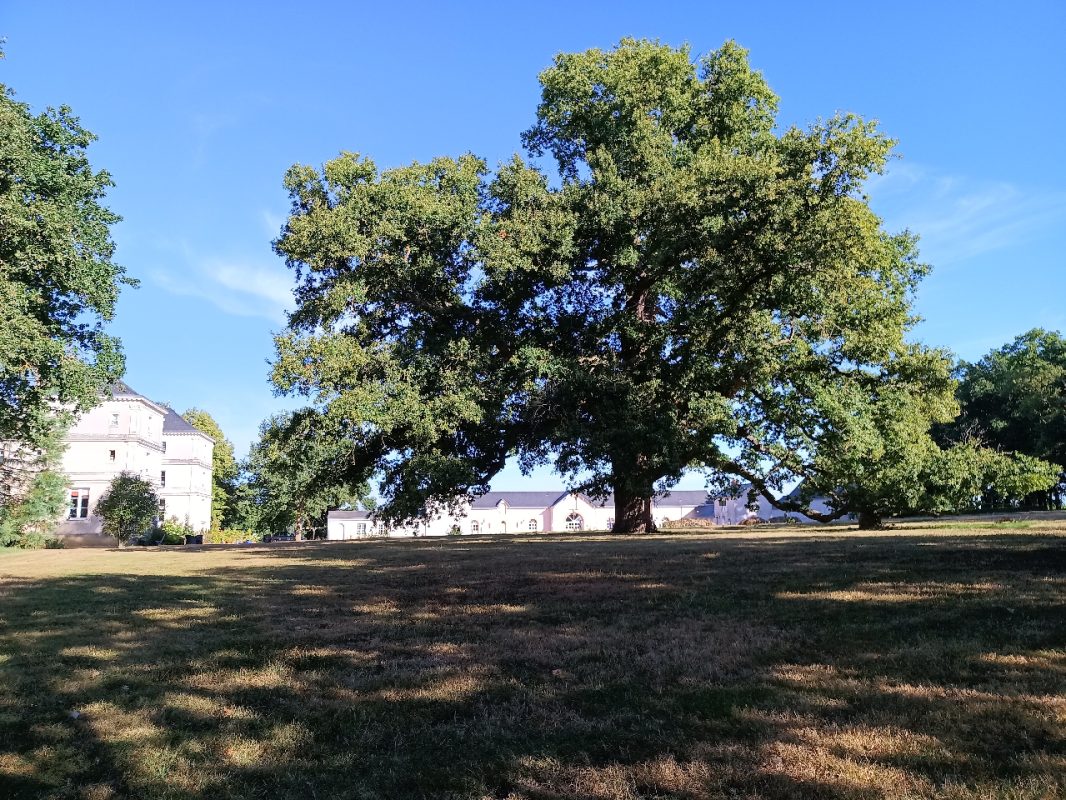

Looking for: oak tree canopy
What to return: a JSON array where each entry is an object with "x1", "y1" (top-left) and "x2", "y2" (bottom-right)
[{"x1": 271, "y1": 39, "x2": 1057, "y2": 531}]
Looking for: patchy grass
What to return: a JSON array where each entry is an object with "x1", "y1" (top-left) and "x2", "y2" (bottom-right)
[{"x1": 1, "y1": 523, "x2": 1064, "y2": 799}]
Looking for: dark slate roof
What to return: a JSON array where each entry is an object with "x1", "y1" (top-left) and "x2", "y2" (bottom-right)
[
  {"x1": 580, "y1": 493, "x2": 615, "y2": 509},
  {"x1": 110, "y1": 380, "x2": 148, "y2": 400},
  {"x1": 328, "y1": 510, "x2": 373, "y2": 520},
  {"x1": 655, "y1": 489, "x2": 713, "y2": 507},
  {"x1": 163, "y1": 408, "x2": 213, "y2": 440},
  {"x1": 709, "y1": 482, "x2": 757, "y2": 500},
  {"x1": 108, "y1": 380, "x2": 169, "y2": 413},
  {"x1": 468, "y1": 489, "x2": 713, "y2": 510},
  {"x1": 470, "y1": 491, "x2": 570, "y2": 509}
]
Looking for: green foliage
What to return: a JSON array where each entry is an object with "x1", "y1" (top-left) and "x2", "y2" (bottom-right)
[
  {"x1": 0, "y1": 65, "x2": 132, "y2": 453},
  {"x1": 0, "y1": 419, "x2": 68, "y2": 547},
  {"x1": 148, "y1": 516, "x2": 193, "y2": 544},
  {"x1": 945, "y1": 329, "x2": 1066, "y2": 507},
  {"x1": 95, "y1": 473, "x2": 158, "y2": 545},
  {"x1": 205, "y1": 528, "x2": 259, "y2": 544},
  {"x1": 242, "y1": 411, "x2": 373, "y2": 537},
  {"x1": 181, "y1": 408, "x2": 239, "y2": 529},
  {"x1": 270, "y1": 38, "x2": 1054, "y2": 531}
]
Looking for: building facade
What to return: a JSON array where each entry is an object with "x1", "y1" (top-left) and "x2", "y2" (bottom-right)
[
  {"x1": 326, "y1": 488, "x2": 791, "y2": 540},
  {"x1": 158, "y1": 408, "x2": 214, "y2": 532},
  {"x1": 55, "y1": 382, "x2": 214, "y2": 542}
]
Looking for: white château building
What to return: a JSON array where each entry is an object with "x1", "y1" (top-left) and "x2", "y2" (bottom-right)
[{"x1": 55, "y1": 381, "x2": 214, "y2": 542}]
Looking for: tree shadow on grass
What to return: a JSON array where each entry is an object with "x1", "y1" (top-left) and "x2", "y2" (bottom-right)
[{"x1": 0, "y1": 533, "x2": 1063, "y2": 798}]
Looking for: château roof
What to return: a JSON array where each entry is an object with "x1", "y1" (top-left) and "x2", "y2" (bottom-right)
[
  {"x1": 110, "y1": 380, "x2": 149, "y2": 400},
  {"x1": 162, "y1": 408, "x2": 214, "y2": 441},
  {"x1": 107, "y1": 381, "x2": 167, "y2": 414}
]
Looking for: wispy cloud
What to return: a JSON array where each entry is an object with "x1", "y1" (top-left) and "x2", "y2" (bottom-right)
[
  {"x1": 260, "y1": 208, "x2": 286, "y2": 239},
  {"x1": 151, "y1": 253, "x2": 293, "y2": 325},
  {"x1": 868, "y1": 163, "x2": 1066, "y2": 266}
]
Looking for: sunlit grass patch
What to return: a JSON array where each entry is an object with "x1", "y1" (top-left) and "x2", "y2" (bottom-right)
[{"x1": 0, "y1": 522, "x2": 1063, "y2": 798}]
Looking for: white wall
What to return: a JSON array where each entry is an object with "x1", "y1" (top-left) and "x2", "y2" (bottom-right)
[
  {"x1": 57, "y1": 397, "x2": 165, "y2": 537},
  {"x1": 161, "y1": 431, "x2": 214, "y2": 532}
]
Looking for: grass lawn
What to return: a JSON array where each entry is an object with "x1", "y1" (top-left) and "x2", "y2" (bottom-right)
[{"x1": 1, "y1": 523, "x2": 1064, "y2": 799}]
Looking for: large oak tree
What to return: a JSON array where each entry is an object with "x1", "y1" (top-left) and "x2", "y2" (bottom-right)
[{"x1": 271, "y1": 39, "x2": 1056, "y2": 530}]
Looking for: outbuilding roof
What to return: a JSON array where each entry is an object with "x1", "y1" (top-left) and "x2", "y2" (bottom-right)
[
  {"x1": 470, "y1": 491, "x2": 571, "y2": 509},
  {"x1": 327, "y1": 510, "x2": 373, "y2": 520}
]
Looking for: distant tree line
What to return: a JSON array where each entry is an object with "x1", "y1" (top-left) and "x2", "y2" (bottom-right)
[{"x1": 937, "y1": 329, "x2": 1066, "y2": 510}]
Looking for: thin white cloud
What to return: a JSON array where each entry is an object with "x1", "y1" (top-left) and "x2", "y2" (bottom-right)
[
  {"x1": 869, "y1": 163, "x2": 1066, "y2": 266},
  {"x1": 260, "y1": 208, "x2": 286, "y2": 238},
  {"x1": 151, "y1": 256, "x2": 293, "y2": 325}
]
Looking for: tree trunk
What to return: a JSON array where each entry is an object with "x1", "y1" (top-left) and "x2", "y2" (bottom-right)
[
  {"x1": 857, "y1": 510, "x2": 882, "y2": 530},
  {"x1": 613, "y1": 487, "x2": 655, "y2": 533}
]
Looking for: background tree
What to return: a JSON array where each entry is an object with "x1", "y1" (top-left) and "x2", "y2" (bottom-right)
[
  {"x1": 181, "y1": 408, "x2": 239, "y2": 529},
  {"x1": 271, "y1": 38, "x2": 1056, "y2": 530},
  {"x1": 243, "y1": 410, "x2": 373, "y2": 537},
  {"x1": 94, "y1": 473, "x2": 158, "y2": 546},
  {"x1": 0, "y1": 50, "x2": 132, "y2": 452},
  {"x1": 0, "y1": 421, "x2": 67, "y2": 547},
  {"x1": 941, "y1": 329, "x2": 1066, "y2": 508}
]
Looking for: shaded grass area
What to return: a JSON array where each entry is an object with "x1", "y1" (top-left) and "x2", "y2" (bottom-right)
[{"x1": 1, "y1": 526, "x2": 1064, "y2": 799}]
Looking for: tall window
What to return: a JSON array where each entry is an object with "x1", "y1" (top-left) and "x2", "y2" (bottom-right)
[
  {"x1": 160, "y1": 470, "x2": 166, "y2": 487},
  {"x1": 162, "y1": 441, "x2": 167, "y2": 453},
  {"x1": 68, "y1": 489, "x2": 90, "y2": 519},
  {"x1": 606, "y1": 517, "x2": 614, "y2": 531},
  {"x1": 565, "y1": 512, "x2": 583, "y2": 531},
  {"x1": 356, "y1": 522, "x2": 367, "y2": 535},
  {"x1": 528, "y1": 519, "x2": 538, "y2": 531},
  {"x1": 471, "y1": 521, "x2": 480, "y2": 534},
  {"x1": 108, "y1": 449, "x2": 116, "y2": 462},
  {"x1": 158, "y1": 498, "x2": 166, "y2": 518},
  {"x1": 110, "y1": 413, "x2": 119, "y2": 427}
]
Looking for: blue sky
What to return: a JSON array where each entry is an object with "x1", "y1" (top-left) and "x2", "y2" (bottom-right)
[{"x1": 4, "y1": 1, "x2": 1064, "y2": 491}]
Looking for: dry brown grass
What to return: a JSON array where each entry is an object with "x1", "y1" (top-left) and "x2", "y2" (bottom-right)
[{"x1": 1, "y1": 522, "x2": 1064, "y2": 798}]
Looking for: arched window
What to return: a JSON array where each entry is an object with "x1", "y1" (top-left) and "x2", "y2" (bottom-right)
[
  {"x1": 471, "y1": 521, "x2": 480, "y2": 534},
  {"x1": 528, "y1": 518, "x2": 538, "y2": 531},
  {"x1": 565, "y1": 512, "x2": 584, "y2": 531}
]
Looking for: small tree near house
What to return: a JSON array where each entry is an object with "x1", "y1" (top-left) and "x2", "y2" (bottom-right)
[{"x1": 95, "y1": 473, "x2": 158, "y2": 546}]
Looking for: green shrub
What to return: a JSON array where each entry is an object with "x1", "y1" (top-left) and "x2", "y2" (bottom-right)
[
  {"x1": 160, "y1": 517, "x2": 192, "y2": 537},
  {"x1": 206, "y1": 528, "x2": 260, "y2": 544},
  {"x1": 95, "y1": 474, "x2": 158, "y2": 545}
]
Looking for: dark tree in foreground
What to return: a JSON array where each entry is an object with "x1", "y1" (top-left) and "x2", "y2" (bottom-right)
[
  {"x1": 95, "y1": 473, "x2": 158, "y2": 546},
  {"x1": 271, "y1": 39, "x2": 1057, "y2": 530}
]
